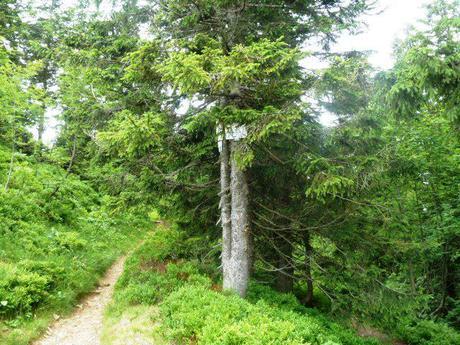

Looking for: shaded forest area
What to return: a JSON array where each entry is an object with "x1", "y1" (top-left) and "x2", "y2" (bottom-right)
[{"x1": 1, "y1": 0, "x2": 459, "y2": 344}]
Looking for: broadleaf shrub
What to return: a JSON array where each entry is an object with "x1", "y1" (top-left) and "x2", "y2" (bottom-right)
[
  {"x1": 110, "y1": 228, "x2": 381, "y2": 345},
  {"x1": 398, "y1": 320, "x2": 460, "y2": 345},
  {"x1": 0, "y1": 145, "x2": 149, "y2": 343},
  {"x1": 160, "y1": 285, "x2": 380, "y2": 345}
]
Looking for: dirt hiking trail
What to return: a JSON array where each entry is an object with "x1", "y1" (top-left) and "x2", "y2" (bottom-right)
[{"x1": 33, "y1": 256, "x2": 127, "y2": 345}]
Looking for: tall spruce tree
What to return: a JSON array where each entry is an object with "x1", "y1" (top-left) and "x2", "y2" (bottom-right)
[{"x1": 134, "y1": 0, "x2": 370, "y2": 297}]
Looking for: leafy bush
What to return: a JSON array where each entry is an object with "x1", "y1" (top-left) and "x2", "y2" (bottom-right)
[
  {"x1": 161, "y1": 285, "x2": 379, "y2": 345},
  {"x1": 54, "y1": 231, "x2": 88, "y2": 251},
  {"x1": 115, "y1": 260, "x2": 211, "y2": 306},
  {"x1": 0, "y1": 263, "x2": 51, "y2": 317},
  {"x1": 0, "y1": 146, "x2": 149, "y2": 344},
  {"x1": 398, "y1": 320, "x2": 460, "y2": 345},
  {"x1": 112, "y1": 227, "x2": 212, "y2": 309},
  {"x1": 107, "y1": 213, "x2": 460, "y2": 345},
  {"x1": 17, "y1": 260, "x2": 66, "y2": 290},
  {"x1": 110, "y1": 229, "x2": 379, "y2": 345}
]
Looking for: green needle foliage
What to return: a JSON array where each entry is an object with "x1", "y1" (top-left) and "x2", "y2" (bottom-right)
[{"x1": 0, "y1": 0, "x2": 459, "y2": 344}]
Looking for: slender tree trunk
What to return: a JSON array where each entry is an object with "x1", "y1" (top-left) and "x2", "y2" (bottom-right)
[
  {"x1": 276, "y1": 233, "x2": 294, "y2": 293},
  {"x1": 4, "y1": 129, "x2": 15, "y2": 191},
  {"x1": 38, "y1": 112, "x2": 45, "y2": 142},
  {"x1": 303, "y1": 231, "x2": 314, "y2": 306},
  {"x1": 49, "y1": 139, "x2": 77, "y2": 199},
  {"x1": 38, "y1": 122, "x2": 44, "y2": 142},
  {"x1": 227, "y1": 140, "x2": 251, "y2": 297},
  {"x1": 38, "y1": 77, "x2": 48, "y2": 144},
  {"x1": 220, "y1": 130, "x2": 233, "y2": 290}
]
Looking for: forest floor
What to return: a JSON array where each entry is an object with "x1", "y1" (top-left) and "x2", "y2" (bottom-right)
[
  {"x1": 27, "y1": 228, "x2": 402, "y2": 345},
  {"x1": 32, "y1": 256, "x2": 128, "y2": 345}
]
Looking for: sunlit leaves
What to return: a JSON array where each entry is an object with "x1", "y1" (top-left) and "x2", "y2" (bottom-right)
[
  {"x1": 158, "y1": 51, "x2": 213, "y2": 94},
  {"x1": 0, "y1": 54, "x2": 41, "y2": 144},
  {"x1": 388, "y1": 0, "x2": 460, "y2": 124},
  {"x1": 304, "y1": 158, "x2": 354, "y2": 202},
  {"x1": 158, "y1": 38, "x2": 302, "y2": 99},
  {"x1": 97, "y1": 110, "x2": 170, "y2": 158}
]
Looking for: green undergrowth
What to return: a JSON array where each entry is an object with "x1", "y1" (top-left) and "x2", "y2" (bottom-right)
[
  {"x1": 105, "y1": 226, "x2": 383, "y2": 345},
  {"x1": 107, "y1": 225, "x2": 460, "y2": 345},
  {"x1": 0, "y1": 146, "x2": 150, "y2": 345}
]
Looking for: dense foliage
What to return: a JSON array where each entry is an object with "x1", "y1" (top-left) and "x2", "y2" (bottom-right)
[
  {"x1": 0, "y1": 0, "x2": 459, "y2": 344},
  {"x1": 107, "y1": 226, "x2": 385, "y2": 345},
  {"x1": 0, "y1": 144, "x2": 148, "y2": 344},
  {"x1": 107, "y1": 225, "x2": 460, "y2": 345}
]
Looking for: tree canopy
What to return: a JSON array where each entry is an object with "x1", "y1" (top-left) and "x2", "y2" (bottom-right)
[{"x1": 1, "y1": 0, "x2": 459, "y2": 343}]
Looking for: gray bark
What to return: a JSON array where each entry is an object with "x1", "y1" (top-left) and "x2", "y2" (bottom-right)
[
  {"x1": 4, "y1": 133, "x2": 15, "y2": 191},
  {"x1": 220, "y1": 132, "x2": 232, "y2": 290},
  {"x1": 38, "y1": 113, "x2": 45, "y2": 142},
  {"x1": 227, "y1": 141, "x2": 251, "y2": 297},
  {"x1": 38, "y1": 77, "x2": 48, "y2": 144}
]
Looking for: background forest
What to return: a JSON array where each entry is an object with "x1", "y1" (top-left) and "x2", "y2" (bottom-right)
[{"x1": 0, "y1": 0, "x2": 459, "y2": 344}]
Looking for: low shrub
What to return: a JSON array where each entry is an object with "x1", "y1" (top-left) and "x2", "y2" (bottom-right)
[
  {"x1": 54, "y1": 231, "x2": 88, "y2": 251},
  {"x1": 0, "y1": 263, "x2": 51, "y2": 317},
  {"x1": 112, "y1": 227, "x2": 212, "y2": 309},
  {"x1": 398, "y1": 319, "x2": 460, "y2": 345},
  {"x1": 0, "y1": 146, "x2": 149, "y2": 344},
  {"x1": 161, "y1": 285, "x2": 379, "y2": 345},
  {"x1": 111, "y1": 229, "x2": 379, "y2": 345},
  {"x1": 108, "y1": 221, "x2": 460, "y2": 345},
  {"x1": 17, "y1": 260, "x2": 66, "y2": 290}
]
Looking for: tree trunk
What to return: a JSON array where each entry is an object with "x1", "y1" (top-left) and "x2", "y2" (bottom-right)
[
  {"x1": 276, "y1": 234, "x2": 294, "y2": 293},
  {"x1": 38, "y1": 77, "x2": 48, "y2": 144},
  {"x1": 303, "y1": 232, "x2": 314, "y2": 307},
  {"x1": 4, "y1": 129, "x2": 15, "y2": 191},
  {"x1": 49, "y1": 139, "x2": 77, "y2": 199},
  {"x1": 38, "y1": 112, "x2": 45, "y2": 142},
  {"x1": 220, "y1": 133, "x2": 232, "y2": 290},
  {"x1": 227, "y1": 140, "x2": 251, "y2": 297}
]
